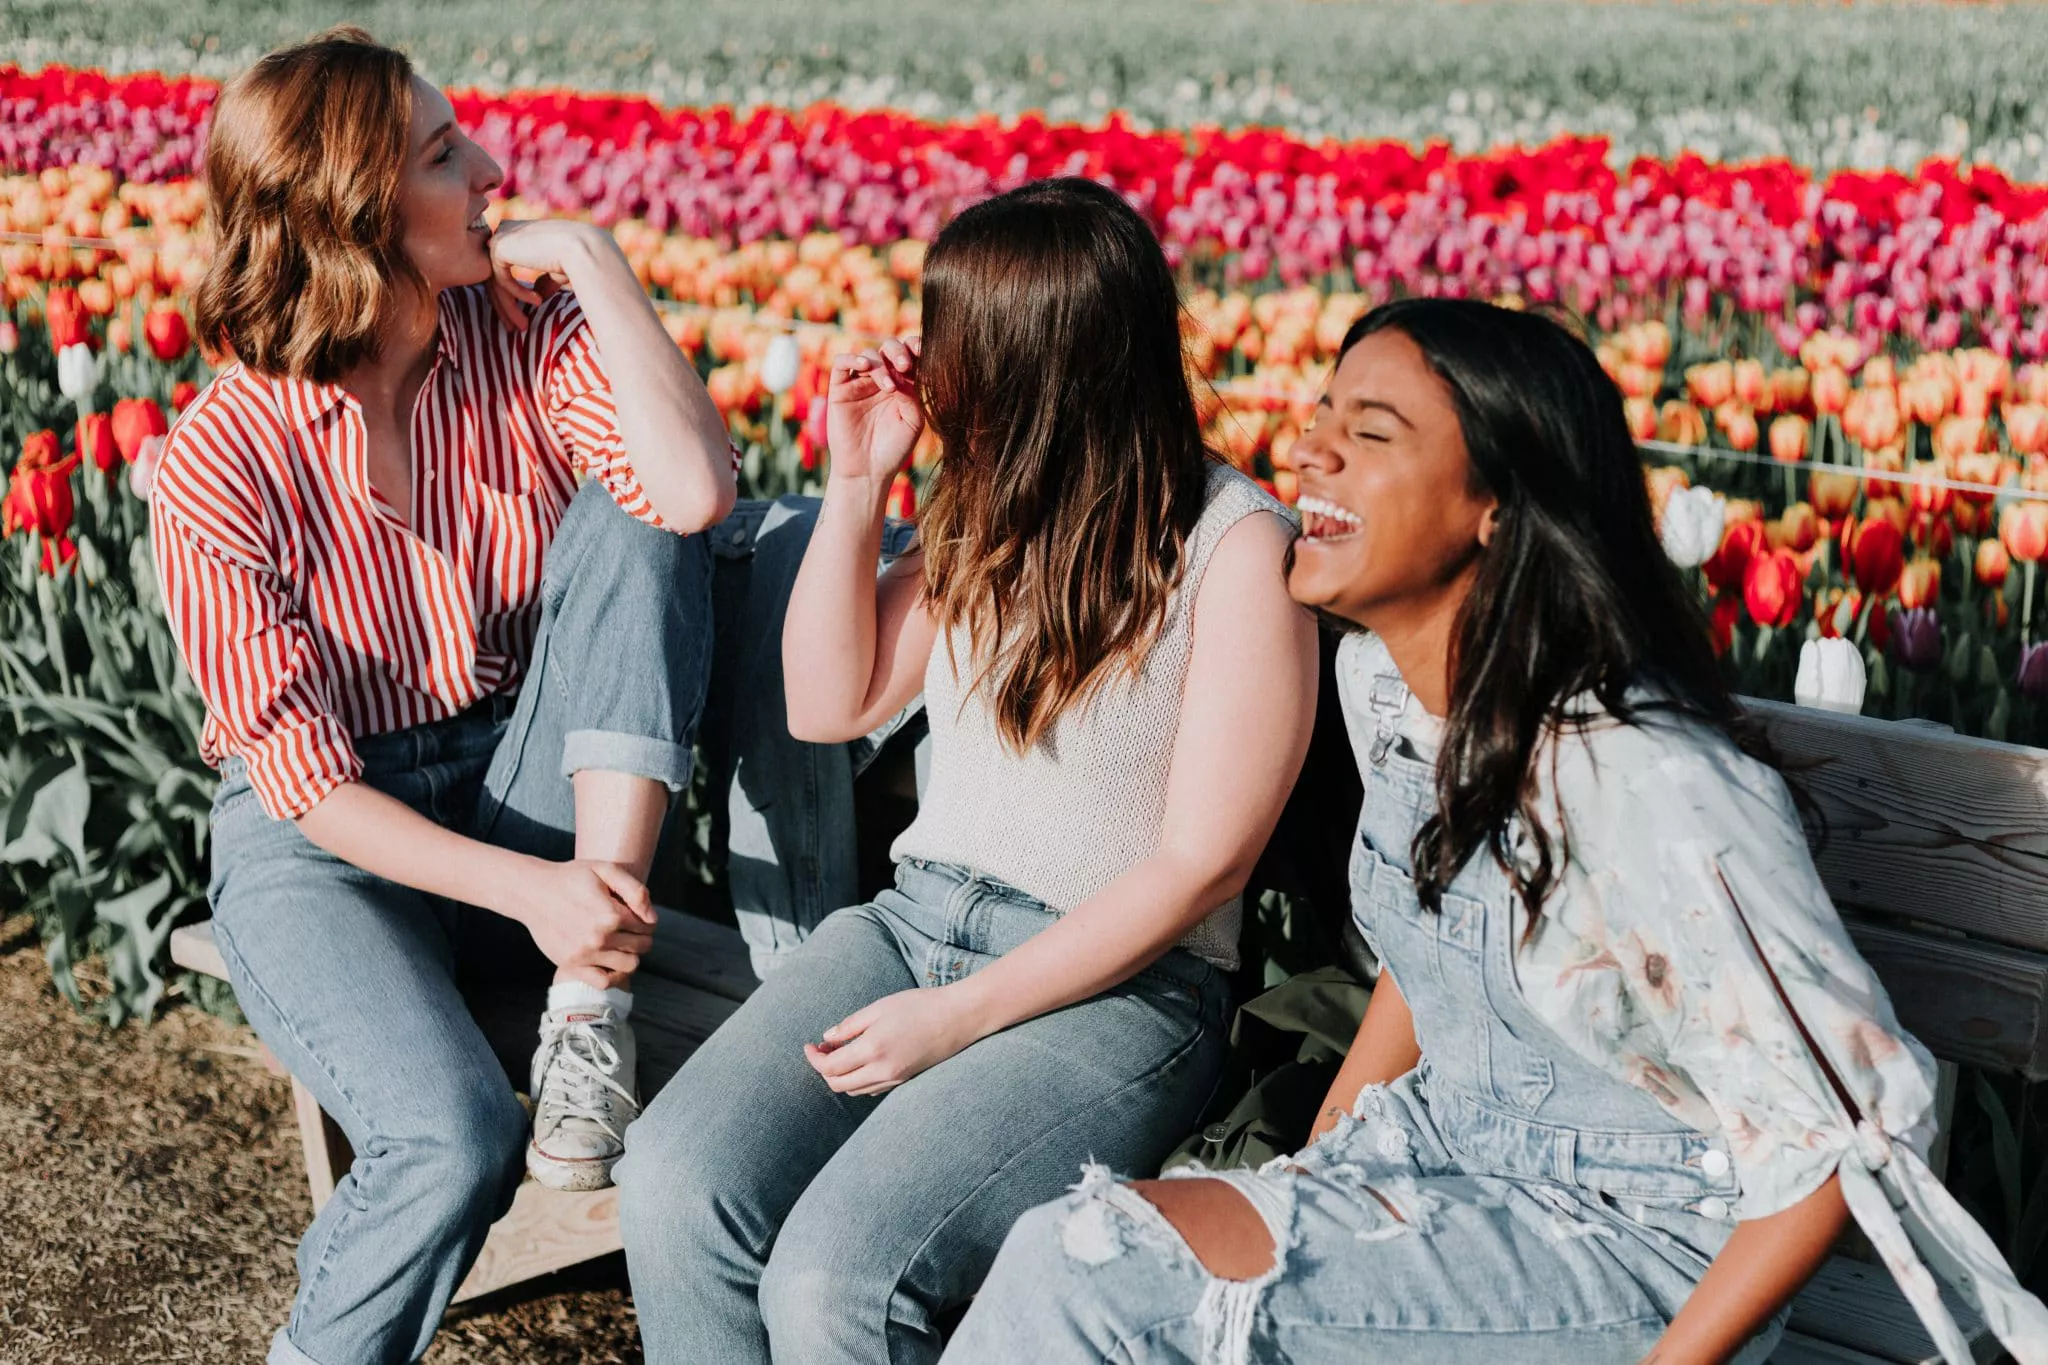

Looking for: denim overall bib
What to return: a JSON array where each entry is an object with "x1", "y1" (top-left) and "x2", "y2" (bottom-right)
[{"x1": 1311, "y1": 659, "x2": 1780, "y2": 1360}]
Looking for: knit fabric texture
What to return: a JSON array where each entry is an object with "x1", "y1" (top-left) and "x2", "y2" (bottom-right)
[{"x1": 891, "y1": 463, "x2": 1291, "y2": 969}]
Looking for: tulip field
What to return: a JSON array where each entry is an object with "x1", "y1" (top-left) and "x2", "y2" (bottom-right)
[{"x1": 9, "y1": 3, "x2": 2048, "y2": 1030}]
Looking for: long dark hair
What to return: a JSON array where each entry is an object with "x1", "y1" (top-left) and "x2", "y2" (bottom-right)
[
  {"x1": 1342, "y1": 299, "x2": 1778, "y2": 923},
  {"x1": 917, "y1": 177, "x2": 1215, "y2": 752}
]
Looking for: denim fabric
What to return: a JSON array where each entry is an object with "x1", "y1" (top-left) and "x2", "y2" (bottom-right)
[
  {"x1": 699, "y1": 496, "x2": 922, "y2": 977},
  {"x1": 206, "y1": 482, "x2": 714, "y2": 1365},
  {"x1": 947, "y1": 686, "x2": 1783, "y2": 1365},
  {"x1": 616, "y1": 858, "x2": 1231, "y2": 1365}
]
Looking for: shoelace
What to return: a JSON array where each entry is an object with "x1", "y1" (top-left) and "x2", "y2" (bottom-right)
[{"x1": 538, "y1": 1015, "x2": 637, "y2": 1140}]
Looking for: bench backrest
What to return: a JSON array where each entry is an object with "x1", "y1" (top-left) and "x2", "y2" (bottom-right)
[{"x1": 1750, "y1": 699, "x2": 2048, "y2": 1080}]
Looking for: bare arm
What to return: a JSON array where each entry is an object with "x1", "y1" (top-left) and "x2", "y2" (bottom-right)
[
  {"x1": 808, "y1": 509, "x2": 1319, "y2": 1093},
  {"x1": 295, "y1": 782, "x2": 656, "y2": 979},
  {"x1": 1305, "y1": 969, "x2": 1422, "y2": 1145},
  {"x1": 491, "y1": 220, "x2": 737, "y2": 532},
  {"x1": 783, "y1": 339, "x2": 939, "y2": 742},
  {"x1": 1647, "y1": 1177, "x2": 1851, "y2": 1364}
]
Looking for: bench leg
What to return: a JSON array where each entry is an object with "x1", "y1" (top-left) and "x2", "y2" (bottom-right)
[{"x1": 292, "y1": 1078, "x2": 353, "y2": 1213}]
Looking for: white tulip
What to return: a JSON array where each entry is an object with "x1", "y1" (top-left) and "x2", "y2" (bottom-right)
[
  {"x1": 56, "y1": 342, "x2": 99, "y2": 402},
  {"x1": 1794, "y1": 638, "x2": 1867, "y2": 715},
  {"x1": 1659, "y1": 484, "x2": 1726, "y2": 569},
  {"x1": 760, "y1": 333, "x2": 801, "y2": 395}
]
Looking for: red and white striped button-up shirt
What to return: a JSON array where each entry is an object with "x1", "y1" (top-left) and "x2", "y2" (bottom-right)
[{"x1": 150, "y1": 284, "x2": 738, "y2": 822}]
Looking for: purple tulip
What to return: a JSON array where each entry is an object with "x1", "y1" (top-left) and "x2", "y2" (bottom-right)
[
  {"x1": 2020, "y1": 642, "x2": 2048, "y2": 699},
  {"x1": 1888, "y1": 607, "x2": 1944, "y2": 673}
]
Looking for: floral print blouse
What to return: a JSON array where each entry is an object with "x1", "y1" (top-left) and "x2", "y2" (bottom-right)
[{"x1": 1335, "y1": 632, "x2": 2048, "y2": 1364}]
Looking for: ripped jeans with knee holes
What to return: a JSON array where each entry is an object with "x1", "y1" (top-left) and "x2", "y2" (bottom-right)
[{"x1": 943, "y1": 678, "x2": 1786, "y2": 1365}]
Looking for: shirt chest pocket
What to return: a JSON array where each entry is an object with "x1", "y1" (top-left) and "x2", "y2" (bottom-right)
[{"x1": 470, "y1": 484, "x2": 551, "y2": 609}]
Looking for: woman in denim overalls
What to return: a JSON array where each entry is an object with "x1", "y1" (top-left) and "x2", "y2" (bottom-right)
[{"x1": 949, "y1": 301, "x2": 2048, "y2": 1364}]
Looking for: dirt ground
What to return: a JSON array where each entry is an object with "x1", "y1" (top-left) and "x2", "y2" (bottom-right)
[{"x1": 0, "y1": 915, "x2": 645, "y2": 1364}]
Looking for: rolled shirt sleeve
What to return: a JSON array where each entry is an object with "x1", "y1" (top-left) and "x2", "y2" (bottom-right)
[
  {"x1": 532, "y1": 288, "x2": 743, "y2": 532},
  {"x1": 149, "y1": 464, "x2": 362, "y2": 822},
  {"x1": 1543, "y1": 720, "x2": 1938, "y2": 1221}
]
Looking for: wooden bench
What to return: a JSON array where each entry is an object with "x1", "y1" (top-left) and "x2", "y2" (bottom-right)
[{"x1": 168, "y1": 696, "x2": 2042, "y2": 1353}]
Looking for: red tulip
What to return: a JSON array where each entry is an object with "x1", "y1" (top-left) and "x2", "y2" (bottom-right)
[
  {"x1": 1743, "y1": 548, "x2": 1803, "y2": 628},
  {"x1": 887, "y1": 471, "x2": 916, "y2": 520},
  {"x1": 1847, "y1": 515, "x2": 1906, "y2": 596},
  {"x1": 76, "y1": 412, "x2": 117, "y2": 476},
  {"x1": 171, "y1": 380, "x2": 198, "y2": 412},
  {"x1": 143, "y1": 304, "x2": 191, "y2": 362},
  {"x1": 1702, "y1": 516, "x2": 1767, "y2": 594},
  {"x1": 110, "y1": 397, "x2": 168, "y2": 464},
  {"x1": 44, "y1": 285, "x2": 90, "y2": 351},
  {"x1": 2, "y1": 432, "x2": 80, "y2": 539}
]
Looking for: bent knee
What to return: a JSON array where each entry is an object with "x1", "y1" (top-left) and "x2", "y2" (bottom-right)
[{"x1": 1127, "y1": 1178, "x2": 1276, "y2": 1281}]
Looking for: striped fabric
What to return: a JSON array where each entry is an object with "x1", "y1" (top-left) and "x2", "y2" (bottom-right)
[{"x1": 149, "y1": 283, "x2": 739, "y2": 821}]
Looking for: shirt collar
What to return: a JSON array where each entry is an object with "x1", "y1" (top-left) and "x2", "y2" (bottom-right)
[{"x1": 272, "y1": 298, "x2": 465, "y2": 431}]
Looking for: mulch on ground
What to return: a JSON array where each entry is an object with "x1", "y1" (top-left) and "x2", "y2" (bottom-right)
[{"x1": 0, "y1": 915, "x2": 644, "y2": 1364}]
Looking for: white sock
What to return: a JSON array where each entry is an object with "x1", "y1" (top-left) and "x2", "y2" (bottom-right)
[{"x1": 547, "y1": 979, "x2": 634, "y2": 1020}]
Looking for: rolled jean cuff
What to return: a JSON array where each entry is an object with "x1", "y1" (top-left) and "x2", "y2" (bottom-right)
[
  {"x1": 560, "y1": 728, "x2": 696, "y2": 791},
  {"x1": 268, "y1": 1328, "x2": 328, "y2": 1365}
]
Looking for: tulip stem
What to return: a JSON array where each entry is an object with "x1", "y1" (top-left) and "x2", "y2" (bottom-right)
[{"x1": 2026, "y1": 561, "x2": 2038, "y2": 649}]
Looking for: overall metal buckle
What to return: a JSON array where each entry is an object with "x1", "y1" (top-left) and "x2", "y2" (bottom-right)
[{"x1": 1367, "y1": 672, "x2": 1408, "y2": 766}]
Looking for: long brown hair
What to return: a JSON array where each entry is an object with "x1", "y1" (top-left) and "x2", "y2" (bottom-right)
[
  {"x1": 194, "y1": 27, "x2": 421, "y2": 382},
  {"x1": 917, "y1": 178, "x2": 1216, "y2": 752}
]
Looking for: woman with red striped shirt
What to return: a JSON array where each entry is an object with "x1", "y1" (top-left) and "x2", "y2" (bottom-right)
[{"x1": 148, "y1": 30, "x2": 737, "y2": 1365}]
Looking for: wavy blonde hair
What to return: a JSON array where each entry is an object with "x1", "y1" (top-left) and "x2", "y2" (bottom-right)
[
  {"x1": 918, "y1": 178, "x2": 1217, "y2": 753},
  {"x1": 194, "y1": 27, "x2": 421, "y2": 382}
]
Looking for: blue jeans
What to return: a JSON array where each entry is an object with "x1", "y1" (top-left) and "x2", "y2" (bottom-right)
[
  {"x1": 615, "y1": 858, "x2": 1232, "y2": 1365},
  {"x1": 206, "y1": 483, "x2": 713, "y2": 1365},
  {"x1": 700, "y1": 496, "x2": 923, "y2": 977},
  {"x1": 946, "y1": 657, "x2": 1772, "y2": 1365}
]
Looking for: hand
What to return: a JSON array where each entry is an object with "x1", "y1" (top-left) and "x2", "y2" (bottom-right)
[
  {"x1": 804, "y1": 984, "x2": 984, "y2": 1097},
  {"x1": 484, "y1": 218, "x2": 614, "y2": 332},
  {"x1": 502, "y1": 857, "x2": 657, "y2": 977},
  {"x1": 826, "y1": 338, "x2": 924, "y2": 489}
]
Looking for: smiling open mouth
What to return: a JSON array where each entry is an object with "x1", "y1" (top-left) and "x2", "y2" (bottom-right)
[
  {"x1": 1297, "y1": 494, "x2": 1362, "y2": 543},
  {"x1": 470, "y1": 211, "x2": 490, "y2": 234}
]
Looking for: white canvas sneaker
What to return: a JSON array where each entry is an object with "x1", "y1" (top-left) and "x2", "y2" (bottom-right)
[{"x1": 526, "y1": 1003, "x2": 639, "y2": 1192}]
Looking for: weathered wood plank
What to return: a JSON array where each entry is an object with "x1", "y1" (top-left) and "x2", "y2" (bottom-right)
[
  {"x1": 1847, "y1": 923, "x2": 2048, "y2": 1079},
  {"x1": 1748, "y1": 700, "x2": 2048, "y2": 951},
  {"x1": 453, "y1": 1182, "x2": 621, "y2": 1304},
  {"x1": 1785, "y1": 1255, "x2": 1994, "y2": 1364}
]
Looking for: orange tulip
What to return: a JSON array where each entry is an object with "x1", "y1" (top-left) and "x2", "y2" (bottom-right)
[
  {"x1": 1623, "y1": 396, "x2": 1658, "y2": 443},
  {"x1": 1815, "y1": 586, "x2": 1863, "y2": 640},
  {"x1": 1906, "y1": 465, "x2": 1954, "y2": 520},
  {"x1": 1811, "y1": 366, "x2": 1850, "y2": 417},
  {"x1": 1934, "y1": 414, "x2": 1988, "y2": 463},
  {"x1": 2006, "y1": 404, "x2": 2048, "y2": 456},
  {"x1": 1624, "y1": 321, "x2": 1672, "y2": 369},
  {"x1": 1976, "y1": 538, "x2": 2012, "y2": 588},
  {"x1": 1773, "y1": 502, "x2": 1820, "y2": 554},
  {"x1": 1657, "y1": 400, "x2": 1707, "y2": 447},
  {"x1": 1716, "y1": 402, "x2": 1759, "y2": 452},
  {"x1": 2000, "y1": 500, "x2": 2048, "y2": 563},
  {"x1": 1770, "y1": 367, "x2": 1811, "y2": 414},
  {"x1": 1643, "y1": 465, "x2": 1691, "y2": 519},
  {"x1": 1862, "y1": 356, "x2": 1898, "y2": 390},
  {"x1": 1687, "y1": 361, "x2": 1734, "y2": 410},
  {"x1": 1809, "y1": 469, "x2": 1860, "y2": 523},
  {"x1": 1902, "y1": 373, "x2": 1954, "y2": 426},
  {"x1": 1898, "y1": 558, "x2": 1942, "y2": 610},
  {"x1": 1768, "y1": 414, "x2": 1810, "y2": 465},
  {"x1": 1733, "y1": 359, "x2": 1768, "y2": 410}
]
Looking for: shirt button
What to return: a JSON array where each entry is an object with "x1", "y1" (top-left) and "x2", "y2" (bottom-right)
[
  {"x1": 1700, "y1": 1149, "x2": 1731, "y2": 1179},
  {"x1": 1697, "y1": 1196, "x2": 1730, "y2": 1221}
]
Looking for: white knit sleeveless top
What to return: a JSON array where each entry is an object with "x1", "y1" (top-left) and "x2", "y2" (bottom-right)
[{"x1": 891, "y1": 463, "x2": 1290, "y2": 968}]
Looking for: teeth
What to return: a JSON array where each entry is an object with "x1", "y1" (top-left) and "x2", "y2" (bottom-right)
[{"x1": 1296, "y1": 494, "x2": 1362, "y2": 530}]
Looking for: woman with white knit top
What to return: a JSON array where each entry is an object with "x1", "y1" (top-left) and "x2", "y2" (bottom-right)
[{"x1": 615, "y1": 176, "x2": 1319, "y2": 1365}]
